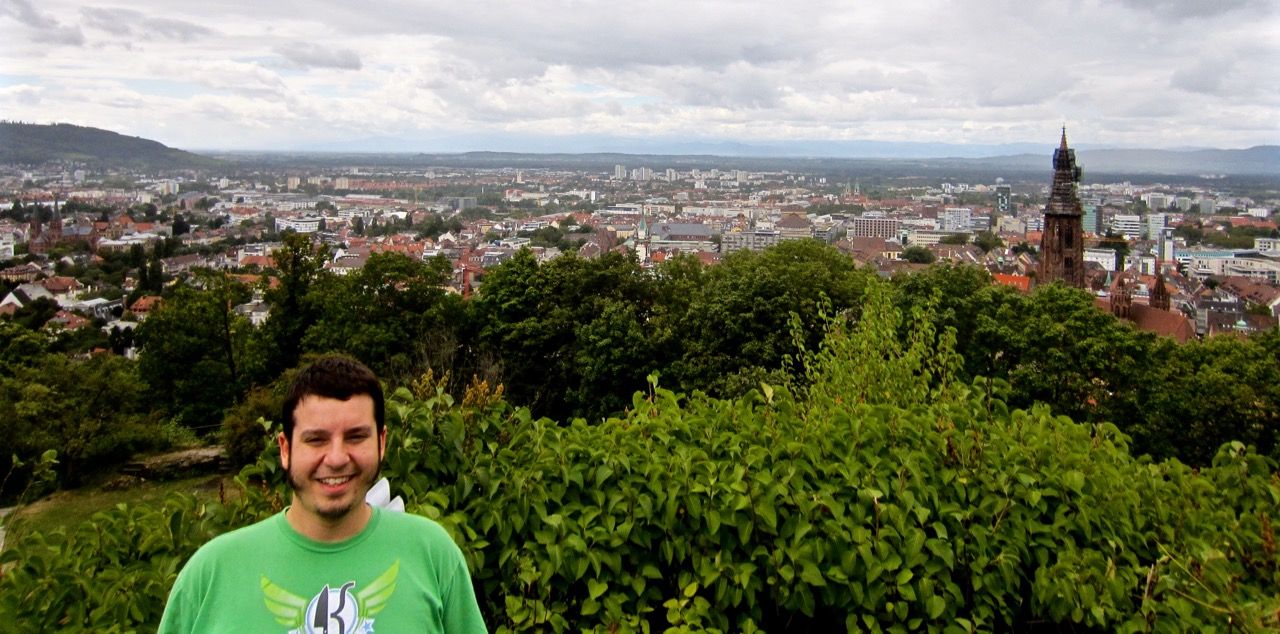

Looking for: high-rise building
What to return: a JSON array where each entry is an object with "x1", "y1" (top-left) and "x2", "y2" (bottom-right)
[
  {"x1": 1082, "y1": 204, "x2": 1100, "y2": 236},
  {"x1": 613, "y1": 165, "x2": 627, "y2": 180},
  {"x1": 1038, "y1": 129, "x2": 1086, "y2": 287},
  {"x1": 940, "y1": 207, "x2": 972, "y2": 232},
  {"x1": 1145, "y1": 213, "x2": 1167, "y2": 240},
  {"x1": 995, "y1": 184, "x2": 1012, "y2": 216}
]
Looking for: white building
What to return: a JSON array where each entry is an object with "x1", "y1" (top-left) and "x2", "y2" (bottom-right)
[
  {"x1": 940, "y1": 208, "x2": 972, "y2": 233},
  {"x1": 1145, "y1": 213, "x2": 1167, "y2": 240},
  {"x1": 275, "y1": 215, "x2": 323, "y2": 233},
  {"x1": 1143, "y1": 193, "x2": 1170, "y2": 210},
  {"x1": 721, "y1": 229, "x2": 781, "y2": 253},
  {"x1": 1181, "y1": 250, "x2": 1280, "y2": 283},
  {"x1": 1110, "y1": 214, "x2": 1142, "y2": 239},
  {"x1": 848, "y1": 216, "x2": 901, "y2": 240},
  {"x1": 1084, "y1": 248, "x2": 1119, "y2": 272}
]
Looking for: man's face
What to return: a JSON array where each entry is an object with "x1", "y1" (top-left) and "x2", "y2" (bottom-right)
[{"x1": 278, "y1": 394, "x2": 386, "y2": 535}]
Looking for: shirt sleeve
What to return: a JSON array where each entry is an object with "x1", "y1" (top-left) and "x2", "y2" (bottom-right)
[
  {"x1": 442, "y1": 543, "x2": 488, "y2": 634},
  {"x1": 157, "y1": 556, "x2": 201, "y2": 634}
]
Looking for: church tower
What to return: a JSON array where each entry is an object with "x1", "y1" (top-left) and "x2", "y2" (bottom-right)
[
  {"x1": 28, "y1": 199, "x2": 41, "y2": 241},
  {"x1": 1038, "y1": 129, "x2": 1085, "y2": 287},
  {"x1": 1150, "y1": 271, "x2": 1170, "y2": 311},
  {"x1": 48, "y1": 198, "x2": 63, "y2": 242}
]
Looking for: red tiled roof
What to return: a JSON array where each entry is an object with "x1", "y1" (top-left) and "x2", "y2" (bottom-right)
[
  {"x1": 130, "y1": 295, "x2": 162, "y2": 312},
  {"x1": 42, "y1": 276, "x2": 81, "y2": 293},
  {"x1": 1128, "y1": 304, "x2": 1196, "y2": 343},
  {"x1": 993, "y1": 273, "x2": 1032, "y2": 292},
  {"x1": 1096, "y1": 297, "x2": 1196, "y2": 343}
]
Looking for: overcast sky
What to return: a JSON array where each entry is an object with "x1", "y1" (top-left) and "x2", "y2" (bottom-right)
[{"x1": 1, "y1": 0, "x2": 1277, "y2": 153}]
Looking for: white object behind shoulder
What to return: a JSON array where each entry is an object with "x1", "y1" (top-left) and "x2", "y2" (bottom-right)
[{"x1": 365, "y1": 477, "x2": 405, "y2": 512}]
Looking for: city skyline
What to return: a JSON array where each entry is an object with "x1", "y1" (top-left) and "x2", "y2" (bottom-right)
[{"x1": 1, "y1": 0, "x2": 1277, "y2": 153}]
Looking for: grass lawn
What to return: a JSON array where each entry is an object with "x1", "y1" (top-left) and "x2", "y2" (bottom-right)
[{"x1": 3, "y1": 473, "x2": 235, "y2": 544}]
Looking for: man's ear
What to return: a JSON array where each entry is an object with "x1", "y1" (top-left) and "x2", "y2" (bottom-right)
[
  {"x1": 277, "y1": 431, "x2": 290, "y2": 470},
  {"x1": 378, "y1": 427, "x2": 387, "y2": 462}
]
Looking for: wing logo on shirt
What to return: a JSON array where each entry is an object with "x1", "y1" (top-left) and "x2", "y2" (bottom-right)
[{"x1": 261, "y1": 560, "x2": 400, "y2": 634}]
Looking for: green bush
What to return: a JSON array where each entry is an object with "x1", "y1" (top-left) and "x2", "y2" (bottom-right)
[
  {"x1": 2, "y1": 282, "x2": 1276, "y2": 632},
  {"x1": 219, "y1": 385, "x2": 282, "y2": 468}
]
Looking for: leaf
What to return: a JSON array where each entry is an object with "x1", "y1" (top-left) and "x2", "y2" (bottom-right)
[
  {"x1": 800, "y1": 562, "x2": 826, "y2": 587},
  {"x1": 927, "y1": 595, "x2": 946, "y2": 619},
  {"x1": 896, "y1": 569, "x2": 913, "y2": 586}
]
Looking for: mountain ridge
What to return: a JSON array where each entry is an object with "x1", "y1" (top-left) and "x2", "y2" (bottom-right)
[
  {"x1": 5, "y1": 122, "x2": 1276, "y2": 176},
  {"x1": 0, "y1": 122, "x2": 222, "y2": 170}
]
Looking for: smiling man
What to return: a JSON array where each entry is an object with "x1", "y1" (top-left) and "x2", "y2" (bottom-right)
[{"x1": 159, "y1": 356, "x2": 487, "y2": 633}]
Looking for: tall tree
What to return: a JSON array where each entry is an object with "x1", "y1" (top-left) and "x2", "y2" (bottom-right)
[
  {"x1": 666, "y1": 240, "x2": 873, "y2": 397},
  {"x1": 256, "y1": 233, "x2": 330, "y2": 379},
  {"x1": 303, "y1": 253, "x2": 461, "y2": 384},
  {"x1": 472, "y1": 249, "x2": 656, "y2": 420},
  {"x1": 135, "y1": 274, "x2": 253, "y2": 431}
]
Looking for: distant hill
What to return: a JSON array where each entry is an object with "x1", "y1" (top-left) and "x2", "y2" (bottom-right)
[
  {"x1": 0, "y1": 122, "x2": 221, "y2": 170},
  {"x1": 963, "y1": 146, "x2": 1280, "y2": 176}
]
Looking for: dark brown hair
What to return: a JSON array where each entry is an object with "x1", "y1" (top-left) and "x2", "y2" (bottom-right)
[{"x1": 281, "y1": 355, "x2": 385, "y2": 441}]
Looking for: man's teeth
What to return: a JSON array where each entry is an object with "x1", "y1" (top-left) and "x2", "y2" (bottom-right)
[{"x1": 320, "y1": 476, "x2": 352, "y2": 485}]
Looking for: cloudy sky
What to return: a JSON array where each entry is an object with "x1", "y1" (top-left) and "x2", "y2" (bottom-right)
[{"x1": 1, "y1": 0, "x2": 1277, "y2": 154}]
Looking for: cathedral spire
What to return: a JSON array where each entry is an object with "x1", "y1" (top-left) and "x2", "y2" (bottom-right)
[{"x1": 1038, "y1": 130, "x2": 1086, "y2": 287}]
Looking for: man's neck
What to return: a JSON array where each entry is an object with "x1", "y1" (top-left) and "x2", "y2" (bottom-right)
[{"x1": 286, "y1": 502, "x2": 374, "y2": 543}]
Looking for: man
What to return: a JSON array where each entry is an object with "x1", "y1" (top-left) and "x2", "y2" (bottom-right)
[{"x1": 160, "y1": 356, "x2": 487, "y2": 633}]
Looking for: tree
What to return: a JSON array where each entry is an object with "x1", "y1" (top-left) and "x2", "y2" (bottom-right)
[
  {"x1": 11, "y1": 296, "x2": 60, "y2": 330},
  {"x1": 255, "y1": 233, "x2": 330, "y2": 379},
  {"x1": 1, "y1": 350, "x2": 162, "y2": 491},
  {"x1": 172, "y1": 213, "x2": 191, "y2": 236},
  {"x1": 472, "y1": 249, "x2": 657, "y2": 420},
  {"x1": 664, "y1": 240, "x2": 873, "y2": 398},
  {"x1": 135, "y1": 274, "x2": 253, "y2": 431},
  {"x1": 1136, "y1": 336, "x2": 1280, "y2": 464},
  {"x1": 302, "y1": 253, "x2": 461, "y2": 384},
  {"x1": 939, "y1": 233, "x2": 970, "y2": 245},
  {"x1": 973, "y1": 231, "x2": 1003, "y2": 253},
  {"x1": 902, "y1": 245, "x2": 935, "y2": 264},
  {"x1": 1098, "y1": 232, "x2": 1130, "y2": 269}
]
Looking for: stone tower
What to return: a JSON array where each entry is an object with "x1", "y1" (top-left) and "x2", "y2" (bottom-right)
[
  {"x1": 1038, "y1": 129, "x2": 1085, "y2": 287},
  {"x1": 48, "y1": 198, "x2": 63, "y2": 242}
]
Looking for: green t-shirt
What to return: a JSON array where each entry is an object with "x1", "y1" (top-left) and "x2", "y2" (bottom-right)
[{"x1": 159, "y1": 506, "x2": 487, "y2": 634}]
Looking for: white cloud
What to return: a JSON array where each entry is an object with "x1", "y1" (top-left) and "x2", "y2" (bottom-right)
[
  {"x1": 2, "y1": 0, "x2": 1275, "y2": 149},
  {"x1": 2, "y1": 0, "x2": 85, "y2": 45},
  {"x1": 274, "y1": 42, "x2": 362, "y2": 71}
]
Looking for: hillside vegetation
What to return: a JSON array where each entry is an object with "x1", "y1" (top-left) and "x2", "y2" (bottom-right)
[
  {"x1": 0, "y1": 121, "x2": 221, "y2": 170},
  {"x1": 3, "y1": 241, "x2": 1278, "y2": 505},
  {"x1": 0, "y1": 281, "x2": 1276, "y2": 632}
]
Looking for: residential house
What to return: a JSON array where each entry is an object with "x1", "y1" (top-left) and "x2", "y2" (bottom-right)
[
  {"x1": 129, "y1": 295, "x2": 162, "y2": 320},
  {"x1": 1, "y1": 282, "x2": 55, "y2": 312}
]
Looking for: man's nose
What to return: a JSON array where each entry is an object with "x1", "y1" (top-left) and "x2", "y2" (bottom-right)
[{"x1": 323, "y1": 440, "x2": 352, "y2": 466}]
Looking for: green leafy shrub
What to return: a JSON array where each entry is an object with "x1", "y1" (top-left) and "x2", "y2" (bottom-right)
[
  {"x1": 219, "y1": 385, "x2": 282, "y2": 468},
  {"x1": 2, "y1": 282, "x2": 1276, "y2": 632}
]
